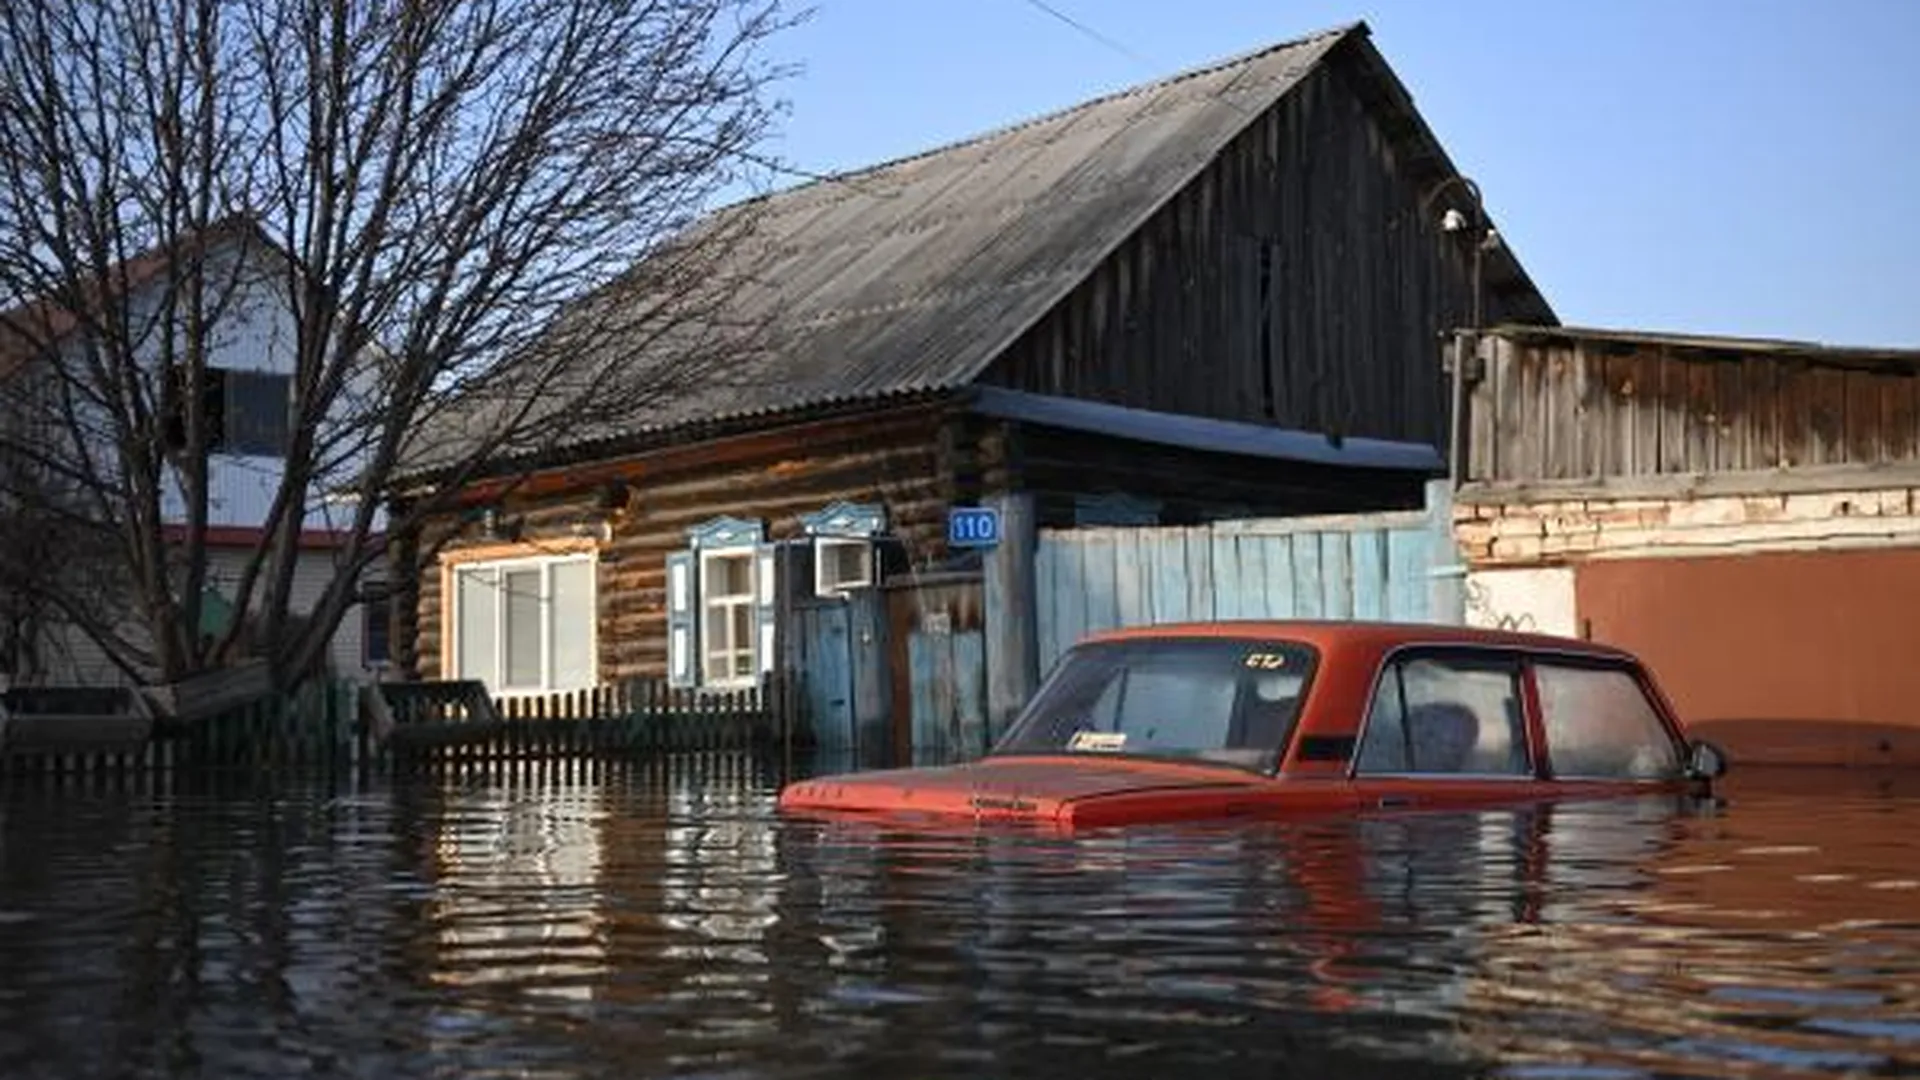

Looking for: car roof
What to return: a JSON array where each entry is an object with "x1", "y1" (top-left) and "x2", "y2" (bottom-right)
[{"x1": 1076, "y1": 619, "x2": 1638, "y2": 661}]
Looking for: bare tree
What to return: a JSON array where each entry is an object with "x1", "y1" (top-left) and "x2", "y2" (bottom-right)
[{"x1": 0, "y1": 0, "x2": 800, "y2": 690}]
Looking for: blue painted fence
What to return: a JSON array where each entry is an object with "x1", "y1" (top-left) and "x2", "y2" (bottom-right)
[{"x1": 1032, "y1": 498, "x2": 1460, "y2": 675}]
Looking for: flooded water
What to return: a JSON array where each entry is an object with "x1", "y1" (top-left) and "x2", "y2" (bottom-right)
[{"x1": 1, "y1": 759, "x2": 1918, "y2": 1079}]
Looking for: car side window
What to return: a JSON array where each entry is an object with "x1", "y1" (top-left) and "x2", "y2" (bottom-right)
[
  {"x1": 1534, "y1": 662, "x2": 1683, "y2": 779},
  {"x1": 1354, "y1": 653, "x2": 1530, "y2": 776}
]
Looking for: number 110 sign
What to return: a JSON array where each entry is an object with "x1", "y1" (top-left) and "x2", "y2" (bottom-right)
[{"x1": 947, "y1": 506, "x2": 1001, "y2": 549}]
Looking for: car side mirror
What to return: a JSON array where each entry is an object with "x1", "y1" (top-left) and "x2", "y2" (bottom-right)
[{"x1": 1685, "y1": 739, "x2": 1728, "y2": 780}]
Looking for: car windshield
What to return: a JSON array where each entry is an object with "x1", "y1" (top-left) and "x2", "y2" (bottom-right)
[{"x1": 991, "y1": 637, "x2": 1318, "y2": 771}]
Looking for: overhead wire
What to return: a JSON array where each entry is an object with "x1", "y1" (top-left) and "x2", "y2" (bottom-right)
[{"x1": 1008, "y1": 0, "x2": 1265, "y2": 120}]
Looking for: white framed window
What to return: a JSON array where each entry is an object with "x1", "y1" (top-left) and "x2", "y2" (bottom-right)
[
  {"x1": 449, "y1": 553, "x2": 596, "y2": 693},
  {"x1": 814, "y1": 536, "x2": 874, "y2": 596},
  {"x1": 668, "y1": 516, "x2": 777, "y2": 690},
  {"x1": 699, "y1": 547, "x2": 758, "y2": 688}
]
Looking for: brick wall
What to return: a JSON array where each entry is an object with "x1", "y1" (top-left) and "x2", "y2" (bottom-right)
[{"x1": 1455, "y1": 487, "x2": 1920, "y2": 566}]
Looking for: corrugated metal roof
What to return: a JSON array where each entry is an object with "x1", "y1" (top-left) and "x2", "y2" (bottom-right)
[
  {"x1": 689, "y1": 24, "x2": 1348, "y2": 403},
  {"x1": 399, "y1": 23, "x2": 1368, "y2": 480}
]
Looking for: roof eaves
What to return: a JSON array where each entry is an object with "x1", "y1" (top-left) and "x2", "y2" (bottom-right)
[
  {"x1": 1489, "y1": 322, "x2": 1920, "y2": 366},
  {"x1": 388, "y1": 384, "x2": 965, "y2": 494},
  {"x1": 964, "y1": 384, "x2": 1444, "y2": 473}
]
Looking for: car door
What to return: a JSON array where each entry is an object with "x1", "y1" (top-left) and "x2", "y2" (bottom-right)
[{"x1": 1346, "y1": 646, "x2": 1555, "y2": 810}]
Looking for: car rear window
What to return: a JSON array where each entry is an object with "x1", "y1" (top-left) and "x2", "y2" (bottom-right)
[{"x1": 1534, "y1": 662, "x2": 1683, "y2": 779}]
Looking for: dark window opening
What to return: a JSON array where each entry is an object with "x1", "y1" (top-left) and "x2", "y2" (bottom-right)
[
  {"x1": 163, "y1": 365, "x2": 290, "y2": 457},
  {"x1": 363, "y1": 587, "x2": 392, "y2": 667}
]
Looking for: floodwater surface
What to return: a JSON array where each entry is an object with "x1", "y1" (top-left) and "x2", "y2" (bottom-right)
[{"x1": 1, "y1": 758, "x2": 1917, "y2": 1079}]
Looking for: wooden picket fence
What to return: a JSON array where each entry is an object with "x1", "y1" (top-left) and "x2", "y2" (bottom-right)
[
  {"x1": 378, "y1": 675, "x2": 799, "y2": 767},
  {"x1": 0, "y1": 678, "x2": 361, "y2": 783},
  {"x1": 0, "y1": 671, "x2": 804, "y2": 784}
]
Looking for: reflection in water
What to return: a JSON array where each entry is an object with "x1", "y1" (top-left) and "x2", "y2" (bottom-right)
[
  {"x1": 427, "y1": 772, "x2": 610, "y2": 1002},
  {"x1": 0, "y1": 761, "x2": 1915, "y2": 1078}
]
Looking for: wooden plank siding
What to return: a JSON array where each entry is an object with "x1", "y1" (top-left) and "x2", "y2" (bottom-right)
[
  {"x1": 980, "y1": 60, "x2": 1530, "y2": 451},
  {"x1": 1031, "y1": 509, "x2": 1439, "y2": 674},
  {"x1": 1463, "y1": 332, "x2": 1920, "y2": 495}
]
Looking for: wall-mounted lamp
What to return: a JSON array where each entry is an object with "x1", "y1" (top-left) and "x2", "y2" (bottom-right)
[{"x1": 1422, "y1": 174, "x2": 1498, "y2": 491}]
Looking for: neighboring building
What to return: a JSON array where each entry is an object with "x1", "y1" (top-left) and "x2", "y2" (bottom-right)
[
  {"x1": 386, "y1": 21, "x2": 1555, "y2": 706},
  {"x1": 1451, "y1": 323, "x2": 1920, "y2": 765},
  {"x1": 0, "y1": 221, "x2": 390, "y2": 687}
]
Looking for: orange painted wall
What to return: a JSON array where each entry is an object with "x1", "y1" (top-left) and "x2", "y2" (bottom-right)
[{"x1": 1575, "y1": 547, "x2": 1920, "y2": 766}]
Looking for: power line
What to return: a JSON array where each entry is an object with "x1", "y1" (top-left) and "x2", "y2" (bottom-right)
[
  {"x1": 1015, "y1": 0, "x2": 1158, "y2": 70},
  {"x1": 1008, "y1": 0, "x2": 1262, "y2": 120}
]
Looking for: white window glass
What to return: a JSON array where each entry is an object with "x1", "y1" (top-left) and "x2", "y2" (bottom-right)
[
  {"x1": 1536, "y1": 664, "x2": 1682, "y2": 779},
  {"x1": 701, "y1": 550, "x2": 756, "y2": 684},
  {"x1": 455, "y1": 567, "x2": 498, "y2": 687},
  {"x1": 453, "y1": 555, "x2": 598, "y2": 692},
  {"x1": 504, "y1": 568, "x2": 542, "y2": 688},
  {"x1": 550, "y1": 559, "x2": 595, "y2": 689}
]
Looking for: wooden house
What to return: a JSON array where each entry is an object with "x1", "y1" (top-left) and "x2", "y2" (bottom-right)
[
  {"x1": 384, "y1": 21, "x2": 1555, "y2": 747},
  {"x1": 1451, "y1": 324, "x2": 1920, "y2": 766}
]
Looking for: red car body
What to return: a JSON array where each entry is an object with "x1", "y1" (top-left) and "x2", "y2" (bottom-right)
[{"x1": 777, "y1": 621, "x2": 1727, "y2": 830}]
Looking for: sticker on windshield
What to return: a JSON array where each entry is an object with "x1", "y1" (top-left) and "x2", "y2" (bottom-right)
[
  {"x1": 1243, "y1": 651, "x2": 1289, "y2": 670},
  {"x1": 1068, "y1": 730, "x2": 1127, "y2": 752}
]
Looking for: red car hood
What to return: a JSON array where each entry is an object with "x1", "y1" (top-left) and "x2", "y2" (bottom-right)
[{"x1": 776, "y1": 755, "x2": 1261, "y2": 824}]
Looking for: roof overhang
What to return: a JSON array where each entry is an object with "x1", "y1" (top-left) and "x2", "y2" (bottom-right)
[{"x1": 964, "y1": 385, "x2": 1443, "y2": 472}]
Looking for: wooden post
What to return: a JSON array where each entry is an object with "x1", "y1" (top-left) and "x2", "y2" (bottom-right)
[
  {"x1": 1424, "y1": 478, "x2": 1465, "y2": 625},
  {"x1": 847, "y1": 587, "x2": 890, "y2": 764},
  {"x1": 983, "y1": 491, "x2": 1038, "y2": 746}
]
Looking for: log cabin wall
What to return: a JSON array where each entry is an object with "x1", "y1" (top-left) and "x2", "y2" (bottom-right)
[
  {"x1": 1463, "y1": 332, "x2": 1920, "y2": 492},
  {"x1": 979, "y1": 50, "x2": 1534, "y2": 452},
  {"x1": 399, "y1": 402, "x2": 960, "y2": 683}
]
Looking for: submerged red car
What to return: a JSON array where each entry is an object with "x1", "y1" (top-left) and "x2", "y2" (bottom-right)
[{"x1": 777, "y1": 621, "x2": 1729, "y2": 830}]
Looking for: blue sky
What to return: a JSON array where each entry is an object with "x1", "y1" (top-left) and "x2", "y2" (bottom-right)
[{"x1": 752, "y1": 0, "x2": 1918, "y2": 348}]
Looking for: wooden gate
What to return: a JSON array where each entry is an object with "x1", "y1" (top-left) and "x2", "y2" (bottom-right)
[{"x1": 883, "y1": 572, "x2": 987, "y2": 765}]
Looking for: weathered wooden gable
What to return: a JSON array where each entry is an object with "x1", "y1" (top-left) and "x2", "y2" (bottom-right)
[{"x1": 981, "y1": 36, "x2": 1551, "y2": 452}]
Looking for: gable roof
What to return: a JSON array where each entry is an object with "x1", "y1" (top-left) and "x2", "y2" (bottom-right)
[
  {"x1": 0, "y1": 216, "x2": 289, "y2": 380},
  {"x1": 403, "y1": 20, "x2": 1553, "y2": 481},
  {"x1": 669, "y1": 23, "x2": 1356, "y2": 412}
]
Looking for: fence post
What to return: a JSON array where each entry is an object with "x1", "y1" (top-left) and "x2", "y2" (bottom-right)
[{"x1": 983, "y1": 491, "x2": 1038, "y2": 746}]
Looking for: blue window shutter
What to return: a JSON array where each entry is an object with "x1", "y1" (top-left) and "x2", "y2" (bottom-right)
[
  {"x1": 754, "y1": 542, "x2": 779, "y2": 679},
  {"x1": 666, "y1": 549, "x2": 697, "y2": 687}
]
